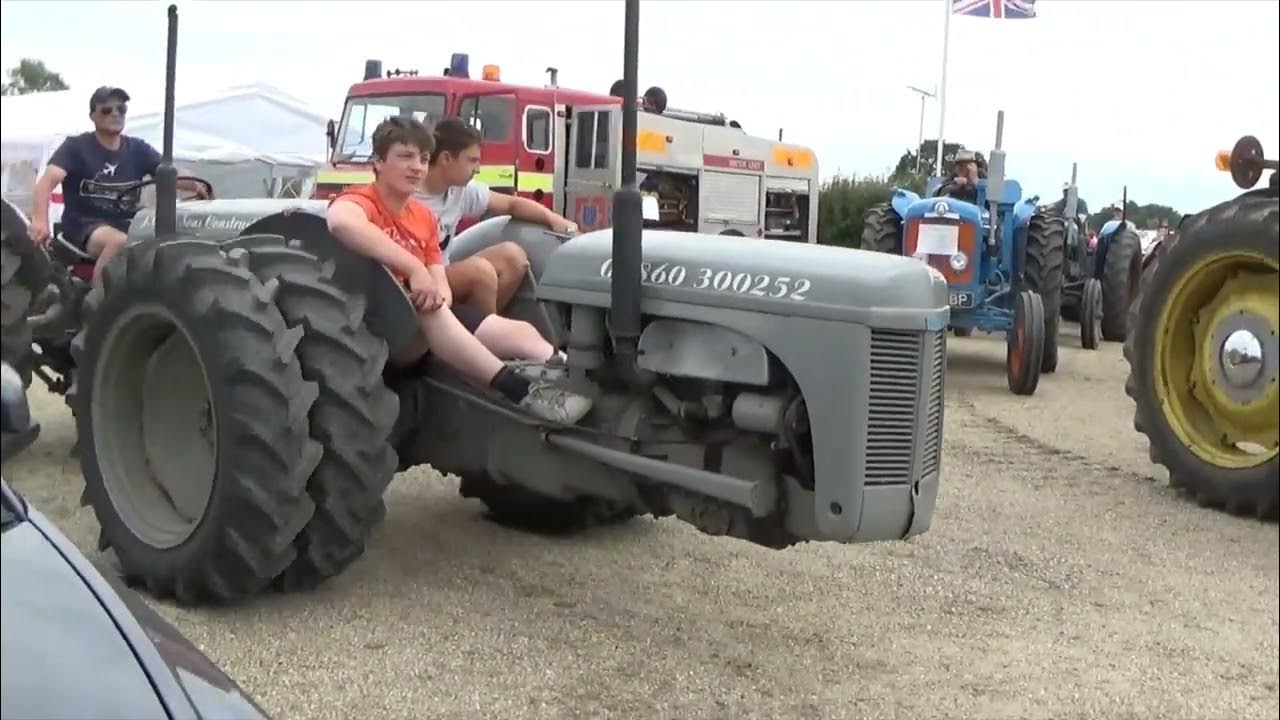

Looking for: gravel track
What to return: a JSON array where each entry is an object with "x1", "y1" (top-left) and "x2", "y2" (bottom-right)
[{"x1": 4, "y1": 324, "x2": 1276, "y2": 720}]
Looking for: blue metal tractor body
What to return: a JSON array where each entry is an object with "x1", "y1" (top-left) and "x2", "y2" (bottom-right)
[{"x1": 890, "y1": 178, "x2": 1039, "y2": 341}]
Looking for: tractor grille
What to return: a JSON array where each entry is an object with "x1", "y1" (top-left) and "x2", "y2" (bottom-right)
[
  {"x1": 865, "y1": 329, "x2": 946, "y2": 484},
  {"x1": 918, "y1": 331, "x2": 946, "y2": 479}
]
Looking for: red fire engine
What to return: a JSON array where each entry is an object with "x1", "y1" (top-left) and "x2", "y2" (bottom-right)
[{"x1": 315, "y1": 54, "x2": 819, "y2": 242}]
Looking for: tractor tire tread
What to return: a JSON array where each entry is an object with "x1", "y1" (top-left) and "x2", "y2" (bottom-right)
[
  {"x1": 1101, "y1": 225, "x2": 1142, "y2": 341},
  {"x1": 231, "y1": 239, "x2": 400, "y2": 592},
  {"x1": 860, "y1": 203, "x2": 903, "y2": 254},
  {"x1": 1023, "y1": 212, "x2": 1067, "y2": 373},
  {"x1": 1122, "y1": 193, "x2": 1279, "y2": 520},
  {"x1": 72, "y1": 238, "x2": 322, "y2": 604}
]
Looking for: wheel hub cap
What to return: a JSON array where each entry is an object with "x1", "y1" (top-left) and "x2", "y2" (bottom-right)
[{"x1": 1219, "y1": 328, "x2": 1265, "y2": 388}]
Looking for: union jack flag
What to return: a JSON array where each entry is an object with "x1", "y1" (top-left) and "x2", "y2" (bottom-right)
[{"x1": 951, "y1": 0, "x2": 1037, "y2": 19}]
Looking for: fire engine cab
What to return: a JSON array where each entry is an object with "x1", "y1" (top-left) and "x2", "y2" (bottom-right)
[{"x1": 315, "y1": 54, "x2": 819, "y2": 242}]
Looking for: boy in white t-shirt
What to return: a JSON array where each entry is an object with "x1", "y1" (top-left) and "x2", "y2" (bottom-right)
[{"x1": 415, "y1": 119, "x2": 578, "y2": 316}]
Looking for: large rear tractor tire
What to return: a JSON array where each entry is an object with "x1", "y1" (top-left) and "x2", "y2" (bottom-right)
[
  {"x1": 72, "y1": 239, "x2": 323, "y2": 604},
  {"x1": 459, "y1": 472, "x2": 637, "y2": 534},
  {"x1": 860, "y1": 203, "x2": 904, "y2": 254},
  {"x1": 1123, "y1": 194, "x2": 1278, "y2": 519},
  {"x1": 1, "y1": 200, "x2": 51, "y2": 386},
  {"x1": 1022, "y1": 212, "x2": 1067, "y2": 374},
  {"x1": 228, "y1": 238, "x2": 401, "y2": 591},
  {"x1": 1101, "y1": 225, "x2": 1143, "y2": 341}
]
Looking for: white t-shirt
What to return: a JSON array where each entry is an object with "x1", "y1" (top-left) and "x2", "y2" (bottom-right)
[{"x1": 415, "y1": 179, "x2": 491, "y2": 252}]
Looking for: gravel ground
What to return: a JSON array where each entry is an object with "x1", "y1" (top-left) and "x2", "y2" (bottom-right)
[{"x1": 4, "y1": 324, "x2": 1277, "y2": 720}]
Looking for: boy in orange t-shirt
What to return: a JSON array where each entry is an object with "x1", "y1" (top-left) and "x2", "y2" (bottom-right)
[{"x1": 326, "y1": 116, "x2": 591, "y2": 425}]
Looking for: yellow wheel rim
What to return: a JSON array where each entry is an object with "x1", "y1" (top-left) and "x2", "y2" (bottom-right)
[{"x1": 1153, "y1": 250, "x2": 1279, "y2": 469}]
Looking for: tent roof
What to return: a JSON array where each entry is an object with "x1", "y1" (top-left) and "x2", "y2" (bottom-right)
[{"x1": 0, "y1": 83, "x2": 330, "y2": 166}]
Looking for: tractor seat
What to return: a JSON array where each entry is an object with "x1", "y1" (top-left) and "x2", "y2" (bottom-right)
[{"x1": 50, "y1": 234, "x2": 96, "y2": 282}]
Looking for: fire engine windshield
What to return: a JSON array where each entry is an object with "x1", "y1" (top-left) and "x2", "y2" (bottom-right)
[{"x1": 334, "y1": 94, "x2": 447, "y2": 161}]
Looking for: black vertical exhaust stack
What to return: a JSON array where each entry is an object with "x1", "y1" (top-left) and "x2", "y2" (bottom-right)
[
  {"x1": 153, "y1": 3, "x2": 179, "y2": 240},
  {"x1": 611, "y1": 0, "x2": 644, "y2": 382}
]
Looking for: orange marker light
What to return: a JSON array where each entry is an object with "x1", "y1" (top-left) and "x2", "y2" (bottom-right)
[
  {"x1": 483, "y1": 64, "x2": 501, "y2": 81},
  {"x1": 1214, "y1": 149, "x2": 1231, "y2": 171}
]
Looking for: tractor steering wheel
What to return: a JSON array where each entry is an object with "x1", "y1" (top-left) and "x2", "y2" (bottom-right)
[{"x1": 111, "y1": 176, "x2": 215, "y2": 215}]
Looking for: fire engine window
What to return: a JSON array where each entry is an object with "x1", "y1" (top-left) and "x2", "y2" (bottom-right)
[
  {"x1": 336, "y1": 94, "x2": 446, "y2": 160},
  {"x1": 525, "y1": 107, "x2": 552, "y2": 154},
  {"x1": 459, "y1": 94, "x2": 514, "y2": 143},
  {"x1": 593, "y1": 112, "x2": 609, "y2": 170},
  {"x1": 575, "y1": 111, "x2": 596, "y2": 169}
]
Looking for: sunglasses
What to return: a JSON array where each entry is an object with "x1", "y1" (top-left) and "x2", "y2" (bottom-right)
[{"x1": 97, "y1": 103, "x2": 128, "y2": 117}]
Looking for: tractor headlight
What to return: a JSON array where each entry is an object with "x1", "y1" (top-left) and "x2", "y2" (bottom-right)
[{"x1": 949, "y1": 251, "x2": 968, "y2": 271}]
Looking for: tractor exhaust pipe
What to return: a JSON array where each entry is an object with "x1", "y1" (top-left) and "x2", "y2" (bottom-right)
[
  {"x1": 611, "y1": 0, "x2": 645, "y2": 386},
  {"x1": 154, "y1": 3, "x2": 179, "y2": 240}
]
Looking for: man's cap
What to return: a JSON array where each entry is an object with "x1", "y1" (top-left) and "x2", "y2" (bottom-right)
[
  {"x1": 89, "y1": 86, "x2": 130, "y2": 111},
  {"x1": 953, "y1": 149, "x2": 977, "y2": 163}
]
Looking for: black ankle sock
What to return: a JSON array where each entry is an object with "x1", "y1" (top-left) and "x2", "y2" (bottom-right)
[{"x1": 490, "y1": 366, "x2": 531, "y2": 403}]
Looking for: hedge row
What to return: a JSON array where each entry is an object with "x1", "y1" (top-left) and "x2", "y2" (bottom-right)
[{"x1": 815, "y1": 173, "x2": 925, "y2": 249}]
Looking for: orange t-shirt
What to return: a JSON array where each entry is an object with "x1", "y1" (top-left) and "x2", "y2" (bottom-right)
[{"x1": 331, "y1": 184, "x2": 442, "y2": 282}]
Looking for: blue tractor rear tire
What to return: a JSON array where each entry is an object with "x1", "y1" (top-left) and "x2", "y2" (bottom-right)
[
  {"x1": 1022, "y1": 213, "x2": 1067, "y2": 374},
  {"x1": 860, "y1": 203, "x2": 903, "y2": 254}
]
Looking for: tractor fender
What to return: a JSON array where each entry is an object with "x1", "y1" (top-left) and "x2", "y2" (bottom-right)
[
  {"x1": 636, "y1": 319, "x2": 771, "y2": 387},
  {"x1": 444, "y1": 215, "x2": 569, "y2": 282},
  {"x1": 889, "y1": 188, "x2": 922, "y2": 220},
  {"x1": 234, "y1": 210, "x2": 420, "y2": 358},
  {"x1": 1010, "y1": 199, "x2": 1038, "y2": 230}
]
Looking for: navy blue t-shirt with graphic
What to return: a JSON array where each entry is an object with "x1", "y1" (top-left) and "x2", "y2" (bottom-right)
[{"x1": 48, "y1": 132, "x2": 162, "y2": 240}]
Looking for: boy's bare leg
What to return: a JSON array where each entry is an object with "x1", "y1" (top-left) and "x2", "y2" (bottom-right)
[
  {"x1": 416, "y1": 305, "x2": 504, "y2": 385},
  {"x1": 444, "y1": 258, "x2": 499, "y2": 316},
  {"x1": 472, "y1": 316, "x2": 556, "y2": 361},
  {"x1": 475, "y1": 242, "x2": 531, "y2": 311},
  {"x1": 399, "y1": 304, "x2": 590, "y2": 424}
]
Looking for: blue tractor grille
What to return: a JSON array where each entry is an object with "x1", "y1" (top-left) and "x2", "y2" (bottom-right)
[{"x1": 866, "y1": 329, "x2": 946, "y2": 484}]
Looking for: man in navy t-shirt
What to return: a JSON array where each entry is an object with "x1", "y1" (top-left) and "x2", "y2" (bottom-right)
[{"x1": 27, "y1": 85, "x2": 210, "y2": 284}]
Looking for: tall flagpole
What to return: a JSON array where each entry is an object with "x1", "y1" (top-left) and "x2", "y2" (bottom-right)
[{"x1": 935, "y1": 0, "x2": 952, "y2": 178}]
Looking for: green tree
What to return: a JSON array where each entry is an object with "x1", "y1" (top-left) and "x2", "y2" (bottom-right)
[
  {"x1": 1086, "y1": 200, "x2": 1182, "y2": 231},
  {"x1": 1, "y1": 58, "x2": 69, "y2": 96},
  {"x1": 893, "y1": 139, "x2": 967, "y2": 180}
]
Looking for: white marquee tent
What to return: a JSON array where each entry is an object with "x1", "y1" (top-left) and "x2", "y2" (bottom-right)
[{"x1": 1, "y1": 83, "x2": 333, "y2": 224}]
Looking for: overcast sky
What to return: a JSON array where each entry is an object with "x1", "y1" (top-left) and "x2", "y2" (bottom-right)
[{"x1": 2, "y1": 0, "x2": 1277, "y2": 213}]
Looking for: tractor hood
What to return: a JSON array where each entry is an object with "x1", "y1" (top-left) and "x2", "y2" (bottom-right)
[
  {"x1": 126, "y1": 199, "x2": 329, "y2": 244},
  {"x1": 538, "y1": 229, "x2": 950, "y2": 330}
]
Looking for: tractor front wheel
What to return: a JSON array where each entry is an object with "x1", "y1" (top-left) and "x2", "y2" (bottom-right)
[
  {"x1": 1006, "y1": 289, "x2": 1045, "y2": 396},
  {"x1": 1123, "y1": 194, "x2": 1278, "y2": 519},
  {"x1": 1080, "y1": 277, "x2": 1102, "y2": 350}
]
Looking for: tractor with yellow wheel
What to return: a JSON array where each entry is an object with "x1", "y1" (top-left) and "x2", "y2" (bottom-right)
[{"x1": 1124, "y1": 135, "x2": 1278, "y2": 519}]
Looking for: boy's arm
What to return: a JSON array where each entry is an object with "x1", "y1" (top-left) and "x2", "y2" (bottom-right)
[
  {"x1": 419, "y1": 209, "x2": 451, "y2": 305},
  {"x1": 486, "y1": 190, "x2": 576, "y2": 232},
  {"x1": 327, "y1": 199, "x2": 425, "y2": 280}
]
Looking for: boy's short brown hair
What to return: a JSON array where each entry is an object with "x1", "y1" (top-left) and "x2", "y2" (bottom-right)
[
  {"x1": 372, "y1": 116, "x2": 435, "y2": 160},
  {"x1": 430, "y1": 118, "x2": 483, "y2": 163}
]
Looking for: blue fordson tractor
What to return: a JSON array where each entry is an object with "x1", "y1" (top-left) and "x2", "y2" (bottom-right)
[{"x1": 862, "y1": 111, "x2": 1066, "y2": 395}]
